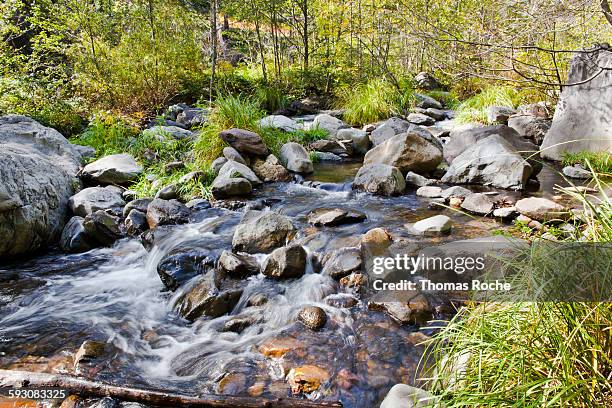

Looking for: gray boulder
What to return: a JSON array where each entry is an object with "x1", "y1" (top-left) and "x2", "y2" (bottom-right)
[
  {"x1": 143, "y1": 125, "x2": 194, "y2": 140},
  {"x1": 322, "y1": 247, "x2": 362, "y2": 280},
  {"x1": 223, "y1": 146, "x2": 247, "y2": 165},
  {"x1": 232, "y1": 210, "x2": 295, "y2": 254},
  {"x1": 414, "y1": 72, "x2": 443, "y2": 91},
  {"x1": 259, "y1": 115, "x2": 302, "y2": 132},
  {"x1": 562, "y1": 165, "x2": 591, "y2": 179},
  {"x1": 460, "y1": 193, "x2": 495, "y2": 215},
  {"x1": 60, "y1": 216, "x2": 94, "y2": 253},
  {"x1": 541, "y1": 46, "x2": 612, "y2": 160},
  {"x1": 0, "y1": 115, "x2": 87, "y2": 257},
  {"x1": 80, "y1": 153, "x2": 142, "y2": 185},
  {"x1": 219, "y1": 128, "x2": 269, "y2": 156},
  {"x1": 415, "y1": 93, "x2": 443, "y2": 109},
  {"x1": 416, "y1": 186, "x2": 442, "y2": 198},
  {"x1": 125, "y1": 209, "x2": 148, "y2": 235},
  {"x1": 412, "y1": 215, "x2": 452, "y2": 235},
  {"x1": 364, "y1": 131, "x2": 443, "y2": 174},
  {"x1": 217, "y1": 160, "x2": 262, "y2": 186},
  {"x1": 407, "y1": 113, "x2": 435, "y2": 126},
  {"x1": 211, "y1": 177, "x2": 252, "y2": 199},
  {"x1": 442, "y1": 135, "x2": 533, "y2": 190},
  {"x1": 69, "y1": 187, "x2": 125, "y2": 217},
  {"x1": 83, "y1": 210, "x2": 125, "y2": 246},
  {"x1": 336, "y1": 128, "x2": 369, "y2": 154},
  {"x1": 443, "y1": 124, "x2": 542, "y2": 176},
  {"x1": 314, "y1": 152, "x2": 343, "y2": 161},
  {"x1": 405, "y1": 171, "x2": 436, "y2": 188},
  {"x1": 508, "y1": 115, "x2": 551, "y2": 145},
  {"x1": 515, "y1": 197, "x2": 567, "y2": 221},
  {"x1": 440, "y1": 186, "x2": 472, "y2": 201},
  {"x1": 218, "y1": 250, "x2": 260, "y2": 278},
  {"x1": 211, "y1": 157, "x2": 228, "y2": 175},
  {"x1": 312, "y1": 113, "x2": 348, "y2": 137},
  {"x1": 155, "y1": 183, "x2": 179, "y2": 200},
  {"x1": 487, "y1": 106, "x2": 516, "y2": 124},
  {"x1": 146, "y1": 199, "x2": 190, "y2": 229},
  {"x1": 123, "y1": 198, "x2": 152, "y2": 217},
  {"x1": 279, "y1": 142, "x2": 314, "y2": 173},
  {"x1": 421, "y1": 108, "x2": 446, "y2": 121},
  {"x1": 370, "y1": 117, "x2": 413, "y2": 146},
  {"x1": 262, "y1": 244, "x2": 307, "y2": 279},
  {"x1": 309, "y1": 139, "x2": 352, "y2": 156},
  {"x1": 353, "y1": 164, "x2": 406, "y2": 196},
  {"x1": 251, "y1": 154, "x2": 292, "y2": 182},
  {"x1": 176, "y1": 107, "x2": 208, "y2": 129}
]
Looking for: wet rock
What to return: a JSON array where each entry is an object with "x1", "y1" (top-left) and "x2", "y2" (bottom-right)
[
  {"x1": 325, "y1": 293, "x2": 359, "y2": 308},
  {"x1": 515, "y1": 197, "x2": 567, "y2": 222},
  {"x1": 310, "y1": 139, "x2": 352, "y2": 156},
  {"x1": 74, "y1": 340, "x2": 106, "y2": 371},
  {"x1": 361, "y1": 228, "x2": 393, "y2": 256},
  {"x1": 143, "y1": 125, "x2": 194, "y2": 140},
  {"x1": 322, "y1": 247, "x2": 362, "y2": 280},
  {"x1": 312, "y1": 113, "x2": 348, "y2": 137},
  {"x1": 562, "y1": 165, "x2": 591, "y2": 179},
  {"x1": 69, "y1": 187, "x2": 125, "y2": 217},
  {"x1": 370, "y1": 117, "x2": 413, "y2": 146},
  {"x1": 407, "y1": 113, "x2": 435, "y2": 126},
  {"x1": 60, "y1": 216, "x2": 94, "y2": 253},
  {"x1": 258, "y1": 337, "x2": 303, "y2": 358},
  {"x1": 369, "y1": 294, "x2": 432, "y2": 325},
  {"x1": 460, "y1": 193, "x2": 495, "y2": 215},
  {"x1": 247, "y1": 293, "x2": 268, "y2": 307},
  {"x1": 415, "y1": 93, "x2": 443, "y2": 109},
  {"x1": 297, "y1": 306, "x2": 327, "y2": 330},
  {"x1": 211, "y1": 157, "x2": 228, "y2": 175},
  {"x1": 287, "y1": 365, "x2": 330, "y2": 394},
  {"x1": 487, "y1": 106, "x2": 516, "y2": 124},
  {"x1": 336, "y1": 128, "x2": 369, "y2": 154},
  {"x1": 508, "y1": 114, "x2": 551, "y2": 145},
  {"x1": 122, "y1": 198, "x2": 152, "y2": 217},
  {"x1": 440, "y1": 186, "x2": 472, "y2": 201},
  {"x1": 155, "y1": 183, "x2": 179, "y2": 200},
  {"x1": 122, "y1": 189, "x2": 138, "y2": 201},
  {"x1": 146, "y1": 199, "x2": 190, "y2": 229},
  {"x1": 314, "y1": 151, "x2": 342, "y2": 161},
  {"x1": 262, "y1": 244, "x2": 307, "y2": 279},
  {"x1": 185, "y1": 198, "x2": 210, "y2": 210},
  {"x1": 125, "y1": 209, "x2": 148, "y2": 235},
  {"x1": 80, "y1": 154, "x2": 142, "y2": 185},
  {"x1": 353, "y1": 164, "x2": 406, "y2": 196},
  {"x1": 157, "y1": 249, "x2": 212, "y2": 290},
  {"x1": 211, "y1": 177, "x2": 252, "y2": 199},
  {"x1": 416, "y1": 186, "x2": 442, "y2": 198},
  {"x1": 405, "y1": 172, "x2": 435, "y2": 188},
  {"x1": 340, "y1": 273, "x2": 366, "y2": 290},
  {"x1": 364, "y1": 131, "x2": 443, "y2": 174},
  {"x1": 307, "y1": 208, "x2": 366, "y2": 226},
  {"x1": 443, "y1": 124, "x2": 541, "y2": 176},
  {"x1": 176, "y1": 107, "x2": 208, "y2": 128},
  {"x1": 412, "y1": 215, "x2": 452, "y2": 235},
  {"x1": 251, "y1": 154, "x2": 292, "y2": 182},
  {"x1": 221, "y1": 314, "x2": 260, "y2": 333},
  {"x1": 217, "y1": 372, "x2": 247, "y2": 395},
  {"x1": 218, "y1": 160, "x2": 262, "y2": 186},
  {"x1": 88, "y1": 397, "x2": 120, "y2": 408},
  {"x1": 541, "y1": 46, "x2": 612, "y2": 160},
  {"x1": 380, "y1": 384, "x2": 437, "y2": 408},
  {"x1": 279, "y1": 142, "x2": 314, "y2": 173},
  {"x1": 232, "y1": 210, "x2": 295, "y2": 254},
  {"x1": 218, "y1": 250, "x2": 260, "y2": 278},
  {"x1": 493, "y1": 206, "x2": 517, "y2": 219},
  {"x1": 259, "y1": 115, "x2": 302, "y2": 132},
  {"x1": 219, "y1": 128, "x2": 269, "y2": 156},
  {"x1": 174, "y1": 271, "x2": 243, "y2": 321},
  {"x1": 442, "y1": 135, "x2": 533, "y2": 190},
  {"x1": 222, "y1": 146, "x2": 247, "y2": 165},
  {"x1": 414, "y1": 72, "x2": 443, "y2": 91},
  {"x1": 83, "y1": 210, "x2": 124, "y2": 246}
]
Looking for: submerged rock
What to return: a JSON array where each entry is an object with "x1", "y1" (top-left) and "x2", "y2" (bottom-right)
[
  {"x1": 80, "y1": 153, "x2": 142, "y2": 185},
  {"x1": 232, "y1": 210, "x2": 295, "y2": 254},
  {"x1": 174, "y1": 271, "x2": 243, "y2": 321},
  {"x1": 262, "y1": 244, "x2": 307, "y2": 279},
  {"x1": 322, "y1": 247, "x2": 362, "y2": 280},
  {"x1": 287, "y1": 365, "x2": 330, "y2": 394},
  {"x1": 297, "y1": 306, "x2": 327, "y2": 330},
  {"x1": 353, "y1": 164, "x2": 406, "y2": 196}
]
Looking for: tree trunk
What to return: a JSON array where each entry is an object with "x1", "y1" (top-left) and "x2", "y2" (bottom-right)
[
  {"x1": 209, "y1": 0, "x2": 218, "y2": 103},
  {"x1": 0, "y1": 369, "x2": 342, "y2": 408}
]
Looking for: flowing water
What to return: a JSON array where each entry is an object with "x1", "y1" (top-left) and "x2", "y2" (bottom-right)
[{"x1": 0, "y1": 159, "x2": 575, "y2": 407}]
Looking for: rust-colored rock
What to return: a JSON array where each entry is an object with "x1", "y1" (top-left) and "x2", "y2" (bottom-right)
[{"x1": 287, "y1": 365, "x2": 330, "y2": 394}]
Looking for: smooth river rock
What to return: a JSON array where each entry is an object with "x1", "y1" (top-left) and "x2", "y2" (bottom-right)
[
  {"x1": 364, "y1": 132, "x2": 443, "y2": 174},
  {"x1": 80, "y1": 153, "x2": 142, "y2": 185},
  {"x1": 69, "y1": 187, "x2": 125, "y2": 217},
  {"x1": 232, "y1": 210, "x2": 295, "y2": 254},
  {"x1": 279, "y1": 142, "x2": 314, "y2": 173},
  {"x1": 219, "y1": 128, "x2": 269, "y2": 156},
  {"x1": 353, "y1": 164, "x2": 406, "y2": 196},
  {"x1": 262, "y1": 244, "x2": 307, "y2": 279},
  {"x1": 515, "y1": 197, "x2": 567, "y2": 221}
]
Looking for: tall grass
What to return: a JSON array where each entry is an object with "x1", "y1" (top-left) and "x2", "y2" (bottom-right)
[
  {"x1": 455, "y1": 86, "x2": 522, "y2": 124},
  {"x1": 337, "y1": 78, "x2": 414, "y2": 126},
  {"x1": 562, "y1": 151, "x2": 612, "y2": 176},
  {"x1": 423, "y1": 168, "x2": 612, "y2": 407}
]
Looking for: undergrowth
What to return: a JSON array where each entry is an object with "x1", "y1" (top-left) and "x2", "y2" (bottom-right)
[
  {"x1": 562, "y1": 151, "x2": 612, "y2": 176},
  {"x1": 455, "y1": 86, "x2": 523, "y2": 124}
]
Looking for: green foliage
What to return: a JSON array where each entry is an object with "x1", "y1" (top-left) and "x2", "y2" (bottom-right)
[
  {"x1": 259, "y1": 126, "x2": 328, "y2": 156},
  {"x1": 423, "y1": 90, "x2": 459, "y2": 109},
  {"x1": 562, "y1": 151, "x2": 612, "y2": 176},
  {"x1": 455, "y1": 86, "x2": 523, "y2": 124},
  {"x1": 129, "y1": 163, "x2": 214, "y2": 201},
  {"x1": 70, "y1": 116, "x2": 136, "y2": 158},
  {"x1": 337, "y1": 78, "x2": 414, "y2": 126}
]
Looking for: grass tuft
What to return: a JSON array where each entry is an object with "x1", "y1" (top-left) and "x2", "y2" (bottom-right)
[
  {"x1": 455, "y1": 86, "x2": 522, "y2": 124},
  {"x1": 562, "y1": 151, "x2": 612, "y2": 176}
]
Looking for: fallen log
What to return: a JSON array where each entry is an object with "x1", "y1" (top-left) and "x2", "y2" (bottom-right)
[{"x1": 0, "y1": 369, "x2": 342, "y2": 408}]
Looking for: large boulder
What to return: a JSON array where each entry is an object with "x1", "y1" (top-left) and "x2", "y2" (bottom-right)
[
  {"x1": 364, "y1": 131, "x2": 443, "y2": 174},
  {"x1": 508, "y1": 115, "x2": 551, "y2": 145},
  {"x1": 80, "y1": 153, "x2": 142, "y2": 185},
  {"x1": 541, "y1": 46, "x2": 612, "y2": 160},
  {"x1": 336, "y1": 128, "x2": 369, "y2": 154},
  {"x1": 219, "y1": 128, "x2": 269, "y2": 156},
  {"x1": 259, "y1": 115, "x2": 302, "y2": 132},
  {"x1": 211, "y1": 177, "x2": 252, "y2": 199},
  {"x1": 515, "y1": 197, "x2": 567, "y2": 221},
  {"x1": 353, "y1": 164, "x2": 406, "y2": 196},
  {"x1": 444, "y1": 124, "x2": 541, "y2": 176},
  {"x1": 0, "y1": 115, "x2": 88, "y2": 257},
  {"x1": 312, "y1": 113, "x2": 348, "y2": 137},
  {"x1": 69, "y1": 186, "x2": 125, "y2": 217},
  {"x1": 442, "y1": 135, "x2": 533, "y2": 190},
  {"x1": 370, "y1": 117, "x2": 413, "y2": 146},
  {"x1": 279, "y1": 142, "x2": 314, "y2": 173},
  {"x1": 232, "y1": 210, "x2": 295, "y2": 254},
  {"x1": 261, "y1": 244, "x2": 307, "y2": 279},
  {"x1": 414, "y1": 72, "x2": 443, "y2": 91}
]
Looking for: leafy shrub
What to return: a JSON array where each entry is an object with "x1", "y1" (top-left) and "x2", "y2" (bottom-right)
[{"x1": 70, "y1": 115, "x2": 137, "y2": 158}]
